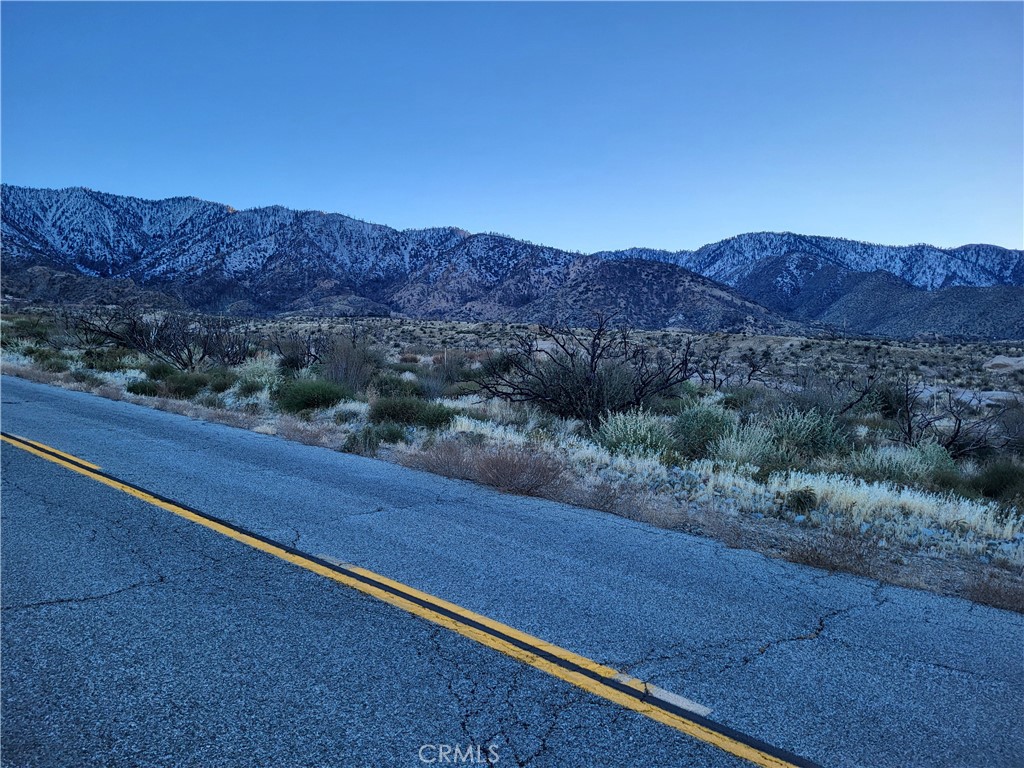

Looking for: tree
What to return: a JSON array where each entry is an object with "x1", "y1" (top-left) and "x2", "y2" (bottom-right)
[
  {"x1": 478, "y1": 314, "x2": 697, "y2": 426},
  {"x1": 67, "y1": 305, "x2": 256, "y2": 371}
]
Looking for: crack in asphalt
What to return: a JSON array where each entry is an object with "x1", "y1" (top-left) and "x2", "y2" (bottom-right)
[
  {"x1": 723, "y1": 582, "x2": 891, "y2": 671},
  {"x1": 417, "y1": 626, "x2": 588, "y2": 767},
  {"x1": 1, "y1": 578, "x2": 165, "y2": 612}
]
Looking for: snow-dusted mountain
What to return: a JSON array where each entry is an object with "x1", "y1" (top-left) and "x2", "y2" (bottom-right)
[
  {"x1": 595, "y1": 232, "x2": 1023, "y2": 291},
  {"x1": 2, "y1": 185, "x2": 1022, "y2": 337}
]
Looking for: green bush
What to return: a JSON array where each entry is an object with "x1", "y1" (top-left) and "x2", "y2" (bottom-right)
[
  {"x1": 9, "y1": 316, "x2": 54, "y2": 343},
  {"x1": 369, "y1": 397, "x2": 455, "y2": 429},
  {"x1": 846, "y1": 441, "x2": 958, "y2": 488},
  {"x1": 70, "y1": 370, "x2": 105, "y2": 387},
  {"x1": 39, "y1": 356, "x2": 71, "y2": 372},
  {"x1": 275, "y1": 379, "x2": 351, "y2": 413},
  {"x1": 342, "y1": 426, "x2": 381, "y2": 456},
  {"x1": 208, "y1": 369, "x2": 238, "y2": 393},
  {"x1": 145, "y1": 361, "x2": 177, "y2": 381},
  {"x1": 767, "y1": 408, "x2": 849, "y2": 459},
  {"x1": 162, "y1": 372, "x2": 210, "y2": 399},
  {"x1": 333, "y1": 408, "x2": 362, "y2": 425},
  {"x1": 236, "y1": 378, "x2": 266, "y2": 397},
  {"x1": 596, "y1": 409, "x2": 672, "y2": 458},
  {"x1": 711, "y1": 422, "x2": 774, "y2": 469},
  {"x1": 720, "y1": 386, "x2": 759, "y2": 411},
  {"x1": 82, "y1": 347, "x2": 132, "y2": 372},
  {"x1": 973, "y1": 459, "x2": 1024, "y2": 503},
  {"x1": 672, "y1": 404, "x2": 736, "y2": 459},
  {"x1": 127, "y1": 380, "x2": 161, "y2": 397},
  {"x1": 320, "y1": 337, "x2": 381, "y2": 391},
  {"x1": 374, "y1": 422, "x2": 410, "y2": 444},
  {"x1": 371, "y1": 373, "x2": 425, "y2": 398}
]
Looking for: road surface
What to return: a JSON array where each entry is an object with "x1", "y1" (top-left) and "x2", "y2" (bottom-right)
[{"x1": 2, "y1": 375, "x2": 1021, "y2": 767}]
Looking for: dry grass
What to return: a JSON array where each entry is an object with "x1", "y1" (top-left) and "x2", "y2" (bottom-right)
[
  {"x1": 782, "y1": 525, "x2": 886, "y2": 578},
  {"x1": 401, "y1": 440, "x2": 567, "y2": 497},
  {"x1": 964, "y1": 570, "x2": 1024, "y2": 613},
  {"x1": 473, "y1": 445, "x2": 567, "y2": 496}
]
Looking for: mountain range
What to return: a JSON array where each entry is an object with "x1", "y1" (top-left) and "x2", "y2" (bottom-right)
[{"x1": 2, "y1": 184, "x2": 1022, "y2": 339}]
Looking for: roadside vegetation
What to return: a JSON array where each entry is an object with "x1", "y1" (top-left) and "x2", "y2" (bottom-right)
[{"x1": 3, "y1": 305, "x2": 1023, "y2": 611}]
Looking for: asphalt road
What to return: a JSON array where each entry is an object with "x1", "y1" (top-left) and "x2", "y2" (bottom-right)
[{"x1": 2, "y1": 375, "x2": 1022, "y2": 767}]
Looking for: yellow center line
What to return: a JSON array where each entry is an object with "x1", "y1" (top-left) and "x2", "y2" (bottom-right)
[
  {"x1": 9, "y1": 434, "x2": 102, "y2": 469},
  {"x1": 0, "y1": 432, "x2": 815, "y2": 768}
]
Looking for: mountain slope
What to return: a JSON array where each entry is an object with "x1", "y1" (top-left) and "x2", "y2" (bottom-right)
[
  {"x1": 597, "y1": 232, "x2": 1022, "y2": 290},
  {"x1": 2, "y1": 184, "x2": 1021, "y2": 338}
]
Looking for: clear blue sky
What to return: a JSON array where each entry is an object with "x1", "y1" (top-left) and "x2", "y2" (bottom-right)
[{"x1": 2, "y1": 2, "x2": 1021, "y2": 252}]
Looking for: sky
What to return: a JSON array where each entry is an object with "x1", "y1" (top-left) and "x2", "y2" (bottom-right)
[{"x1": 2, "y1": 2, "x2": 1021, "y2": 252}]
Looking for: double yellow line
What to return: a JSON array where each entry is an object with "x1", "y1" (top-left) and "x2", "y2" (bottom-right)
[{"x1": 1, "y1": 431, "x2": 818, "y2": 768}]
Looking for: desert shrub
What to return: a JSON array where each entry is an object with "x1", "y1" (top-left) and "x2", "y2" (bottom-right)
[
  {"x1": 70, "y1": 370, "x2": 105, "y2": 387},
  {"x1": 127, "y1": 380, "x2": 161, "y2": 397},
  {"x1": 38, "y1": 355, "x2": 71, "y2": 372},
  {"x1": 711, "y1": 422, "x2": 774, "y2": 469},
  {"x1": 720, "y1": 386, "x2": 759, "y2": 411},
  {"x1": 373, "y1": 422, "x2": 409, "y2": 444},
  {"x1": 82, "y1": 346, "x2": 132, "y2": 372},
  {"x1": 596, "y1": 409, "x2": 673, "y2": 458},
  {"x1": 236, "y1": 378, "x2": 266, "y2": 397},
  {"x1": 767, "y1": 408, "x2": 849, "y2": 459},
  {"x1": 145, "y1": 361, "x2": 177, "y2": 381},
  {"x1": 471, "y1": 445, "x2": 567, "y2": 496},
  {"x1": 235, "y1": 352, "x2": 283, "y2": 392},
  {"x1": 846, "y1": 441, "x2": 957, "y2": 487},
  {"x1": 333, "y1": 408, "x2": 362, "y2": 425},
  {"x1": 24, "y1": 346, "x2": 58, "y2": 363},
  {"x1": 391, "y1": 362, "x2": 422, "y2": 374},
  {"x1": 320, "y1": 337, "x2": 380, "y2": 392},
  {"x1": 973, "y1": 459, "x2": 1024, "y2": 504},
  {"x1": 162, "y1": 371, "x2": 210, "y2": 399},
  {"x1": 784, "y1": 487, "x2": 818, "y2": 516},
  {"x1": 197, "y1": 393, "x2": 224, "y2": 409},
  {"x1": 783, "y1": 524, "x2": 884, "y2": 577},
  {"x1": 672, "y1": 404, "x2": 736, "y2": 459},
  {"x1": 342, "y1": 426, "x2": 381, "y2": 456},
  {"x1": 964, "y1": 571, "x2": 1024, "y2": 613},
  {"x1": 7, "y1": 315, "x2": 54, "y2": 343},
  {"x1": 443, "y1": 380, "x2": 479, "y2": 398},
  {"x1": 432, "y1": 349, "x2": 471, "y2": 385},
  {"x1": 370, "y1": 372, "x2": 425, "y2": 398},
  {"x1": 275, "y1": 379, "x2": 351, "y2": 413},
  {"x1": 401, "y1": 437, "x2": 474, "y2": 479},
  {"x1": 369, "y1": 397, "x2": 455, "y2": 429},
  {"x1": 208, "y1": 368, "x2": 238, "y2": 393},
  {"x1": 478, "y1": 319, "x2": 697, "y2": 426}
]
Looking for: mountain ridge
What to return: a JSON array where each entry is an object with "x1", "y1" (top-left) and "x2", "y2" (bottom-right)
[{"x1": 2, "y1": 184, "x2": 1022, "y2": 338}]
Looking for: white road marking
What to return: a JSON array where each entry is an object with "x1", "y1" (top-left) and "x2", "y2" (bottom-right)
[{"x1": 614, "y1": 674, "x2": 713, "y2": 717}]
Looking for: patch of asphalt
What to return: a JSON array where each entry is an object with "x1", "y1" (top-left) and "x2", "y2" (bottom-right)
[
  {"x1": 2, "y1": 447, "x2": 752, "y2": 768},
  {"x1": 3, "y1": 375, "x2": 1023, "y2": 767}
]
